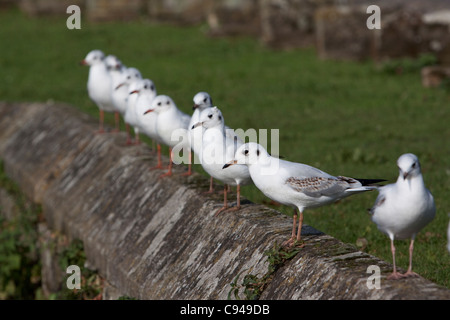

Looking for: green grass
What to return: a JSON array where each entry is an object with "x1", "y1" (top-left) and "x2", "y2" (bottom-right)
[{"x1": 0, "y1": 7, "x2": 449, "y2": 290}]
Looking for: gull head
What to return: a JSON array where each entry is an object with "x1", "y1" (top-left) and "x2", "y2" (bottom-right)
[
  {"x1": 80, "y1": 49, "x2": 104, "y2": 66},
  {"x1": 129, "y1": 78, "x2": 156, "y2": 96},
  {"x1": 116, "y1": 67, "x2": 142, "y2": 90},
  {"x1": 194, "y1": 106, "x2": 224, "y2": 130},
  {"x1": 223, "y1": 142, "x2": 269, "y2": 169},
  {"x1": 193, "y1": 92, "x2": 213, "y2": 110},
  {"x1": 145, "y1": 95, "x2": 175, "y2": 115},
  {"x1": 397, "y1": 153, "x2": 421, "y2": 180},
  {"x1": 141, "y1": 79, "x2": 156, "y2": 95},
  {"x1": 104, "y1": 55, "x2": 123, "y2": 71},
  {"x1": 128, "y1": 79, "x2": 142, "y2": 95}
]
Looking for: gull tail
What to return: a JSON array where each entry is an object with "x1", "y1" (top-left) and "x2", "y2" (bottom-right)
[{"x1": 344, "y1": 178, "x2": 387, "y2": 193}]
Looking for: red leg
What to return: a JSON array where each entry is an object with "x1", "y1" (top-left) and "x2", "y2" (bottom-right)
[
  {"x1": 227, "y1": 185, "x2": 242, "y2": 212},
  {"x1": 296, "y1": 211, "x2": 304, "y2": 242},
  {"x1": 125, "y1": 124, "x2": 133, "y2": 145},
  {"x1": 159, "y1": 148, "x2": 173, "y2": 178},
  {"x1": 181, "y1": 151, "x2": 192, "y2": 176},
  {"x1": 403, "y1": 239, "x2": 419, "y2": 278},
  {"x1": 96, "y1": 110, "x2": 105, "y2": 134},
  {"x1": 202, "y1": 176, "x2": 214, "y2": 194},
  {"x1": 387, "y1": 239, "x2": 404, "y2": 280},
  {"x1": 215, "y1": 185, "x2": 229, "y2": 216},
  {"x1": 150, "y1": 144, "x2": 164, "y2": 170},
  {"x1": 135, "y1": 135, "x2": 141, "y2": 145},
  {"x1": 112, "y1": 112, "x2": 120, "y2": 132},
  {"x1": 283, "y1": 209, "x2": 297, "y2": 247}
]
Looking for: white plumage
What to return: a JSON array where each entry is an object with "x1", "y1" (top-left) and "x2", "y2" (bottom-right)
[
  {"x1": 194, "y1": 107, "x2": 252, "y2": 214},
  {"x1": 369, "y1": 153, "x2": 435, "y2": 279},
  {"x1": 144, "y1": 95, "x2": 191, "y2": 177},
  {"x1": 224, "y1": 142, "x2": 382, "y2": 244},
  {"x1": 81, "y1": 50, "x2": 115, "y2": 132}
]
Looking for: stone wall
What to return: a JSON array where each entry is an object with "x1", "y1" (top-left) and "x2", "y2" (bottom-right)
[{"x1": 1, "y1": 101, "x2": 449, "y2": 300}]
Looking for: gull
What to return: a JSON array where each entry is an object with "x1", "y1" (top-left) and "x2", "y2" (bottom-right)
[
  {"x1": 189, "y1": 92, "x2": 241, "y2": 191},
  {"x1": 369, "y1": 153, "x2": 436, "y2": 279},
  {"x1": 189, "y1": 92, "x2": 214, "y2": 156},
  {"x1": 111, "y1": 67, "x2": 142, "y2": 143},
  {"x1": 81, "y1": 50, "x2": 116, "y2": 133},
  {"x1": 189, "y1": 92, "x2": 215, "y2": 184},
  {"x1": 104, "y1": 54, "x2": 125, "y2": 132},
  {"x1": 144, "y1": 95, "x2": 191, "y2": 178},
  {"x1": 134, "y1": 79, "x2": 159, "y2": 155},
  {"x1": 124, "y1": 79, "x2": 148, "y2": 145},
  {"x1": 223, "y1": 142, "x2": 384, "y2": 245},
  {"x1": 111, "y1": 67, "x2": 142, "y2": 129},
  {"x1": 193, "y1": 107, "x2": 252, "y2": 215}
]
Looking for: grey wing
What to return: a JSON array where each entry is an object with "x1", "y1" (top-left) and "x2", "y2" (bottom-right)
[
  {"x1": 368, "y1": 192, "x2": 386, "y2": 215},
  {"x1": 286, "y1": 176, "x2": 350, "y2": 198}
]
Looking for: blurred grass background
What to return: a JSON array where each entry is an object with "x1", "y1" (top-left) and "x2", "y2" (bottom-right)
[{"x1": 0, "y1": 7, "x2": 449, "y2": 289}]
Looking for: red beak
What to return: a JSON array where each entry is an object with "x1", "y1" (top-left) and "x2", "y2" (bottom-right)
[
  {"x1": 80, "y1": 59, "x2": 88, "y2": 66},
  {"x1": 143, "y1": 109, "x2": 154, "y2": 115},
  {"x1": 130, "y1": 90, "x2": 139, "y2": 94}
]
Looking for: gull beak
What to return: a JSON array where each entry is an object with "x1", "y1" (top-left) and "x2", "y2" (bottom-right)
[
  {"x1": 193, "y1": 103, "x2": 199, "y2": 110},
  {"x1": 130, "y1": 90, "x2": 139, "y2": 95},
  {"x1": 191, "y1": 122, "x2": 203, "y2": 130},
  {"x1": 80, "y1": 59, "x2": 88, "y2": 66},
  {"x1": 143, "y1": 109, "x2": 154, "y2": 115},
  {"x1": 115, "y1": 83, "x2": 125, "y2": 90},
  {"x1": 403, "y1": 171, "x2": 409, "y2": 180},
  {"x1": 222, "y1": 160, "x2": 237, "y2": 169}
]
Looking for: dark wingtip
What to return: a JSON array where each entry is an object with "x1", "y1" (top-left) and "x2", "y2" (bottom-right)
[{"x1": 357, "y1": 179, "x2": 387, "y2": 186}]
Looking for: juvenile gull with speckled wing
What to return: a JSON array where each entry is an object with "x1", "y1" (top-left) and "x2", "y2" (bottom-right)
[{"x1": 223, "y1": 142, "x2": 385, "y2": 245}]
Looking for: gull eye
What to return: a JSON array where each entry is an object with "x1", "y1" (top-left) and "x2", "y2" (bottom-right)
[
  {"x1": 151, "y1": 85, "x2": 155, "y2": 91},
  {"x1": 157, "y1": 102, "x2": 161, "y2": 106},
  {"x1": 412, "y1": 162, "x2": 416, "y2": 169},
  {"x1": 208, "y1": 114, "x2": 213, "y2": 119},
  {"x1": 127, "y1": 76, "x2": 131, "y2": 80},
  {"x1": 144, "y1": 85, "x2": 148, "y2": 89},
  {"x1": 256, "y1": 149, "x2": 260, "y2": 156},
  {"x1": 244, "y1": 149, "x2": 249, "y2": 156},
  {"x1": 203, "y1": 98, "x2": 207, "y2": 103},
  {"x1": 166, "y1": 100, "x2": 170, "y2": 105}
]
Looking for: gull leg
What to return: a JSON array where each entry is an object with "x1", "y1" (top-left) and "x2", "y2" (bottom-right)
[
  {"x1": 181, "y1": 151, "x2": 192, "y2": 176},
  {"x1": 227, "y1": 184, "x2": 241, "y2": 212},
  {"x1": 150, "y1": 144, "x2": 164, "y2": 170},
  {"x1": 283, "y1": 209, "x2": 297, "y2": 247},
  {"x1": 134, "y1": 128, "x2": 141, "y2": 145},
  {"x1": 215, "y1": 185, "x2": 229, "y2": 216},
  {"x1": 387, "y1": 239, "x2": 404, "y2": 280},
  {"x1": 403, "y1": 239, "x2": 419, "y2": 278},
  {"x1": 113, "y1": 112, "x2": 120, "y2": 132},
  {"x1": 296, "y1": 210, "x2": 304, "y2": 243},
  {"x1": 125, "y1": 124, "x2": 133, "y2": 145},
  {"x1": 202, "y1": 176, "x2": 215, "y2": 194},
  {"x1": 96, "y1": 110, "x2": 105, "y2": 134},
  {"x1": 159, "y1": 148, "x2": 173, "y2": 178}
]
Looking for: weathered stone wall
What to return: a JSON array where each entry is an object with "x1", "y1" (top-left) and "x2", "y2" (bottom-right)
[{"x1": 1, "y1": 101, "x2": 449, "y2": 300}]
